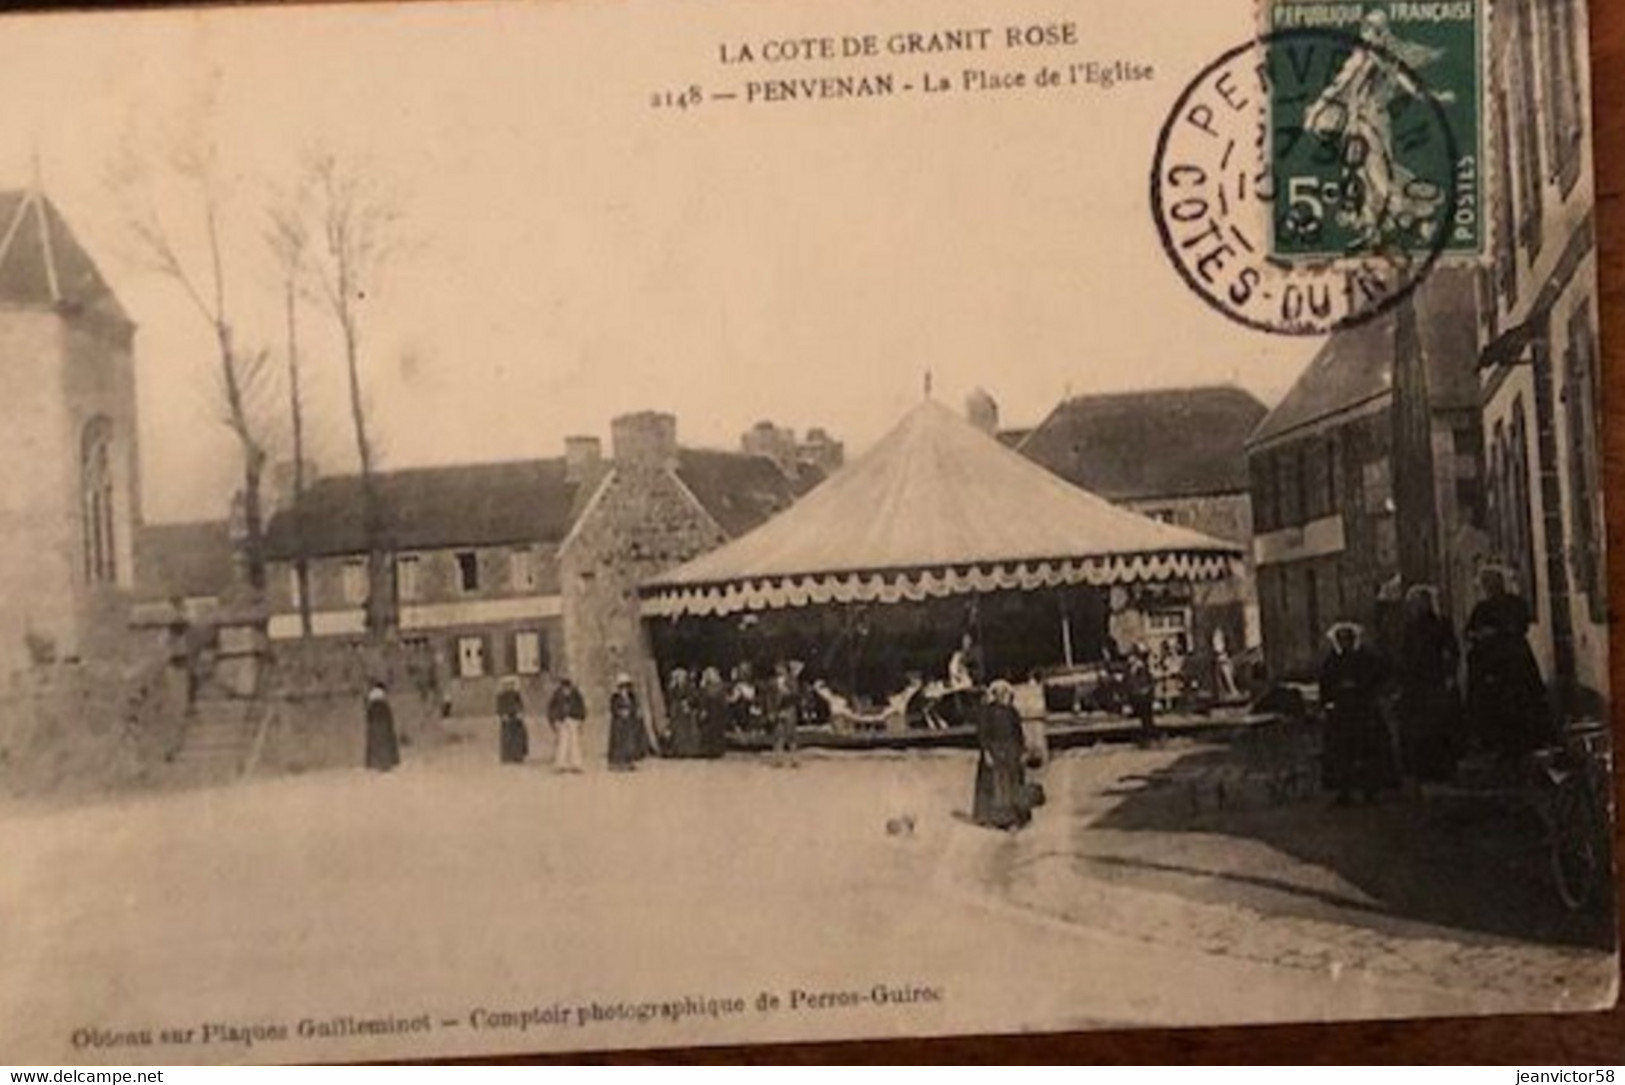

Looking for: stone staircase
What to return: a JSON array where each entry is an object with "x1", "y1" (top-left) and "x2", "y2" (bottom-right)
[{"x1": 162, "y1": 697, "x2": 266, "y2": 789}]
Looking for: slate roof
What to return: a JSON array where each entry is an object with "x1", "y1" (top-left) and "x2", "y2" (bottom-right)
[
  {"x1": 265, "y1": 459, "x2": 583, "y2": 559},
  {"x1": 675, "y1": 449, "x2": 804, "y2": 538},
  {"x1": 0, "y1": 190, "x2": 128, "y2": 323},
  {"x1": 1015, "y1": 385, "x2": 1269, "y2": 501},
  {"x1": 1247, "y1": 318, "x2": 1394, "y2": 449},
  {"x1": 265, "y1": 450, "x2": 804, "y2": 560},
  {"x1": 134, "y1": 520, "x2": 235, "y2": 602},
  {"x1": 1247, "y1": 269, "x2": 1481, "y2": 450}
]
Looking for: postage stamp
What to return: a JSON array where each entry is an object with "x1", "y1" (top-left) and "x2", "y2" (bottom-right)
[
  {"x1": 1151, "y1": 27, "x2": 1459, "y2": 335},
  {"x1": 1264, "y1": 0, "x2": 1485, "y2": 261}
]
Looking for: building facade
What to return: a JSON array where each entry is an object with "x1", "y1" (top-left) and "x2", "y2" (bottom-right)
[
  {"x1": 1015, "y1": 385, "x2": 1268, "y2": 663},
  {"x1": 263, "y1": 413, "x2": 806, "y2": 714},
  {"x1": 739, "y1": 420, "x2": 844, "y2": 484},
  {"x1": 0, "y1": 190, "x2": 142, "y2": 673},
  {"x1": 1477, "y1": 0, "x2": 1604, "y2": 717},
  {"x1": 1245, "y1": 271, "x2": 1483, "y2": 680}
]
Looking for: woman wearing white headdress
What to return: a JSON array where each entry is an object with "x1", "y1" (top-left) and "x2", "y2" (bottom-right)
[
  {"x1": 496, "y1": 675, "x2": 529, "y2": 765},
  {"x1": 363, "y1": 680, "x2": 401, "y2": 773},
  {"x1": 971, "y1": 680, "x2": 1031, "y2": 831},
  {"x1": 1318, "y1": 622, "x2": 1397, "y2": 805},
  {"x1": 607, "y1": 672, "x2": 650, "y2": 772}
]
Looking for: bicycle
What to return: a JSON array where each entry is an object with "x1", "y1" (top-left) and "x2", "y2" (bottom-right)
[{"x1": 1531, "y1": 719, "x2": 1615, "y2": 914}]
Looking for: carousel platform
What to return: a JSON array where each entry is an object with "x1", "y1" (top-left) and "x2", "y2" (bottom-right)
[{"x1": 724, "y1": 706, "x2": 1280, "y2": 754}]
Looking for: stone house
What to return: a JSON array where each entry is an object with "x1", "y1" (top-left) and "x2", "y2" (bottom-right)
[
  {"x1": 1244, "y1": 271, "x2": 1483, "y2": 680},
  {"x1": 1012, "y1": 385, "x2": 1268, "y2": 663},
  {"x1": 0, "y1": 189, "x2": 142, "y2": 673},
  {"x1": 131, "y1": 520, "x2": 235, "y2": 626},
  {"x1": 1477, "y1": 0, "x2": 1605, "y2": 717},
  {"x1": 262, "y1": 412, "x2": 807, "y2": 715}
]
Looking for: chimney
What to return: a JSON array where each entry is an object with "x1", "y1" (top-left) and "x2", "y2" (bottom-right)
[
  {"x1": 610, "y1": 411, "x2": 679, "y2": 472},
  {"x1": 564, "y1": 435, "x2": 603, "y2": 484},
  {"x1": 965, "y1": 388, "x2": 999, "y2": 435}
]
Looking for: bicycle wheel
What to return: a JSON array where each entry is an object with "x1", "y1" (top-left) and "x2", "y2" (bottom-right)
[{"x1": 1549, "y1": 776, "x2": 1604, "y2": 912}]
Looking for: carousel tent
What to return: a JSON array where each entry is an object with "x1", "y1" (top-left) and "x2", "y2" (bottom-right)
[{"x1": 642, "y1": 399, "x2": 1241, "y2": 618}]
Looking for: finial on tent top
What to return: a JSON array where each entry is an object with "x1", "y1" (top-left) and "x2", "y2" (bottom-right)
[{"x1": 923, "y1": 370, "x2": 933, "y2": 399}]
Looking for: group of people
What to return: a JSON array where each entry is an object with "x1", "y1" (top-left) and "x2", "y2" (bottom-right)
[
  {"x1": 360, "y1": 672, "x2": 593, "y2": 774},
  {"x1": 1317, "y1": 568, "x2": 1553, "y2": 805},
  {"x1": 363, "y1": 658, "x2": 826, "y2": 775}
]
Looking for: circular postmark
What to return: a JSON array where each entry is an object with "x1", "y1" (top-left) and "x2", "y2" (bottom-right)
[{"x1": 1151, "y1": 26, "x2": 1460, "y2": 336}]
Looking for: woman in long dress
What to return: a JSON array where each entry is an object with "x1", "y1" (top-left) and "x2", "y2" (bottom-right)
[
  {"x1": 607, "y1": 673, "x2": 650, "y2": 772},
  {"x1": 972, "y1": 680, "x2": 1031, "y2": 831},
  {"x1": 664, "y1": 668, "x2": 702, "y2": 758},
  {"x1": 697, "y1": 667, "x2": 730, "y2": 759},
  {"x1": 496, "y1": 676, "x2": 529, "y2": 764},
  {"x1": 1395, "y1": 585, "x2": 1461, "y2": 781},
  {"x1": 1464, "y1": 567, "x2": 1551, "y2": 760},
  {"x1": 1319, "y1": 623, "x2": 1397, "y2": 804},
  {"x1": 364, "y1": 681, "x2": 401, "y2": 773}
]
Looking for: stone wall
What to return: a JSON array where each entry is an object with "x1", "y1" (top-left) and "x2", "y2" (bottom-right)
[
  {"x1": 560, "y1": 467, "x2": 727, "y2": 728},
  {"x1": 0, "y1": 653, "x2": 186, "y2": 799},
  {"x1": 0, "y1": 306, "x2": 139, "y2": 674}
]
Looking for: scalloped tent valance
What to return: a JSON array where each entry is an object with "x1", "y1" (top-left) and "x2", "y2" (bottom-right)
[{"x1": 641, "y1": 399, "x2": 1241, "y2": 620}]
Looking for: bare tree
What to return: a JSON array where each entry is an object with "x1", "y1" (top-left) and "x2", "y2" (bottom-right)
[
  {"x1": 122, "y1": 151, "x2": 274, "y2": 598},
  {"x1": 267, "y1": 198, "x2": 313, "y2": 637},
  {"x1": 302, "y1": 150, "x2": 400, "y2": 637}
]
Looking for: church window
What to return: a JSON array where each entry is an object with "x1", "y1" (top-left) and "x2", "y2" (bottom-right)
[{"x1": 81, "y1": 417, "x2": 117, "y2": 585}]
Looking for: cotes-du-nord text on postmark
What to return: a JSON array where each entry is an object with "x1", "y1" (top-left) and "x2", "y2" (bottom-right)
[{"x1": 1151, "y1": 11, "x2": 1481, "y2": 335}]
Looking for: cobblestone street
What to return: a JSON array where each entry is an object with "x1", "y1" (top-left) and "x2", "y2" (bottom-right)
[{"x1": 967, "y1": 741, "x2": 1614, "y2": 1010}]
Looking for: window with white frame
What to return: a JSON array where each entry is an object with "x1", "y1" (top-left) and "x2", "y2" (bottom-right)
[
  {"x1": 514, "y1": 631, "x2": 544, "y2": 675},
  {"x1": 341, "y1": 559, "x2": 368, "y2": 606},
  {"x1": 457, "y1": 636, "x2": 486, "y2": 678},
  {"x1": 397, "y1": 554, "x2": 421, "y2": 602}
]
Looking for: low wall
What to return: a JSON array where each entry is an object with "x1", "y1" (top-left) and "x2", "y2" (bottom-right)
[{"x1": 0, "y1": 655, "x2": 188, "y2": 799}]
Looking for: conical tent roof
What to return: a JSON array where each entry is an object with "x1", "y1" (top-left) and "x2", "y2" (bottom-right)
[{"x1": 642, "y1": 399, "x2": 1240, "y2": 618}]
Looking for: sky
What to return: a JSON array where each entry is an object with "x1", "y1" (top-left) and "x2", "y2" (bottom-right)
[{"x1": 0, "y1": 0, "x2": 1320, "y2": 523}]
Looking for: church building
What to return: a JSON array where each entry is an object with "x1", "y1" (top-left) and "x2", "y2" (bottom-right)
[{"x1": 0, "y1": 189, "x2": 142, "y2": 673}]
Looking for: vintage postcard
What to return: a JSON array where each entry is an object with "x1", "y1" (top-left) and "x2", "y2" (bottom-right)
[{"x1": 0, "y1": 0, "x2": 1613, "y2": 1065}]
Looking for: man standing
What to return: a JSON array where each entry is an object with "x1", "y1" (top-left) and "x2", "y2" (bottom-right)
[
  {"x1": 1126, "y1": 644, "x2": 1157, "y2": 745},
  {"x1": 547, "y1": 676, "x2": 587, "y2": 774},
  {"x1": 769, "y1": 660, "x2": 802, "y2": 768}
]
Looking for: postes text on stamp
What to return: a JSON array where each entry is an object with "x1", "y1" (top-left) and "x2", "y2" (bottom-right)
[
  {"x1": 1266, "y1": 0, "x2": 1484, "y2": 261},
  {"x1": 1151, "y1": 27, "x2": 1460, "y2": 336}
]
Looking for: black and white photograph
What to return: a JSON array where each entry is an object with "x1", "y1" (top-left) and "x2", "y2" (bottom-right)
[{"x1": 0, "y1": 0, "x2": 1613, "y2": 1064}]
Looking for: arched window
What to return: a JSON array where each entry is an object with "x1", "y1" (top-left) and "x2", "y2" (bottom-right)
[{"x1": 81, "y1": 416, "x2": 116, "y2": 585}]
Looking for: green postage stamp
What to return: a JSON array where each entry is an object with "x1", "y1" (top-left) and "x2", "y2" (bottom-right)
[{"x1": 1264, "y1": 0, "x2": 1485, "y2": 261}]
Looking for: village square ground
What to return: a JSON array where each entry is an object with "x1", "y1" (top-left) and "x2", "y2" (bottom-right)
[{"x1": 0, "y1": 725, "x2": 1615, "y2": 1064}]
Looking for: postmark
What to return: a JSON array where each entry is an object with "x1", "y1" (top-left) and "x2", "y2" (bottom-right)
[
  {"x1": 1150, "y1": 27, "x2": 1462, "y2": 335},
  {"x1": 1265, "y1": 0, "x2": 1484, "y2": 261}
]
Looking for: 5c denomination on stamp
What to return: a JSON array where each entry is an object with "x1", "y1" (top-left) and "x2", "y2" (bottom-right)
[{"x1": 1151, "y1": 26, "x2": 1466, "y2": 335}]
